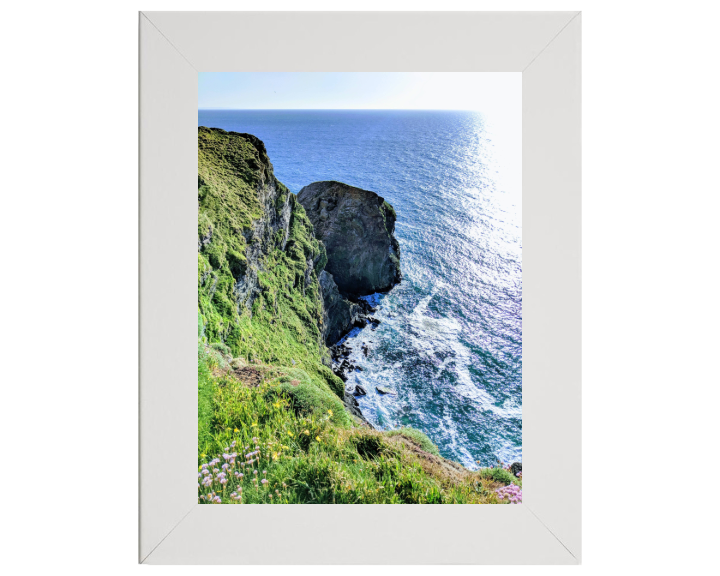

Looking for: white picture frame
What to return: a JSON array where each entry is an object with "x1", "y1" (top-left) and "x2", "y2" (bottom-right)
[{"x1": 139, "y1": 10, "x2": 581, "y2": 564}]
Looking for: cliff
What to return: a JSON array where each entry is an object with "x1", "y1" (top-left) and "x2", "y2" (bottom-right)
[
  {"x1": 196, "y1": 128, "x2": 522, "y2": 505},
  {"x1": 198, "y1": 126, "x2": 338, "y2": 395}
]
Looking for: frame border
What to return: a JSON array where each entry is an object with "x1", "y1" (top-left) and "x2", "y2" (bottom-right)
[{"x1": 139, "y1": 11, "x2": 580, "y2": 564}]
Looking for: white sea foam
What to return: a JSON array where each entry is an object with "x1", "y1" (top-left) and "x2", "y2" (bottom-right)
[{"x1": 404, "y1": 294, "x2": 520, "y2": 419}]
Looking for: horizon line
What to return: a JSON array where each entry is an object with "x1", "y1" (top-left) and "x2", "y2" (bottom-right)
[{"x1": 198, "y1": 108, "x2": 482, "y2": 112}]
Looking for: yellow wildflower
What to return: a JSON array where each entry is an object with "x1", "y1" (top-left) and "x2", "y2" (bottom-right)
[
  {"x1": 287, "y1": 431, "x2": 294, "y2": 437},
  {"x1": 252, "y1": 423, "x2": 258, "y2": 427},
  {"x1": 327, "y1": 410, "x2": 333, "y2": 416},
  {"x1": 316, "y1": 436, "x2": 321, "y2": 442},
  {"x1": 234, "y1": 428, "x2": 239, "y2": 433},
  {"x1": 200, "y1": 453, "x2": 206, "y2": 458},
  {"x1": 304, "y1": 430, "x2": 309, "y2": 435}
]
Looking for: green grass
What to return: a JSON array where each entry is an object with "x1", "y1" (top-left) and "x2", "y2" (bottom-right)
[
  {"x1": 267, "y1": 367, "x2": 352, "y2": 427},
  {"x1": 384, "y1": 427, "x2": 441, "y2": 457}
]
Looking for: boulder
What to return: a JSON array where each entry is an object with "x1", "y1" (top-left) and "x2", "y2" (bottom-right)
[{"x1": 297, "y1": 181, "x2": 401, "y2": 296}]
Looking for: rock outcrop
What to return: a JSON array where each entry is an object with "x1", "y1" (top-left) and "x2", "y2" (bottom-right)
[
  {"x1": 297, "y1": 181, "x2": 401, "y2": 296},
  {"x1": 319, "y1": 270, "x2": 360, "y2": 345}
]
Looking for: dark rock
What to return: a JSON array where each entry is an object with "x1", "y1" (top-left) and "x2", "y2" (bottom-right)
[
  {"x1": 353, "y1": 299, "x2": 377, "y2": 315},
  {"x1": 343, "y1": 391, "x2": 373, "y2": 428},
  {"x1": 354, "y1": 385, "x2": 367, "y2": 396},
  {"x1": 298, "y1": 181, "x2": 401, "y2": 296},
  {"x1": 376, "y1": 386, "x2": 396, "y2": 395},
  {"x1": 319, "y1": 270, "x2": 361, "y2": 345},
  {"x1": 510, "y1": 462, "x2": 522, "y2": 477}
]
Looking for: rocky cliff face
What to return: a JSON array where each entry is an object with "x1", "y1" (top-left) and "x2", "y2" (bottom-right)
[
  {"x1": 197, "y1": 128, "x2": 329, "y2": 368},
  {"x1": 318, "y1": 270, "x2": 360, "y2": 345},
  {"x1": 297, "y1": 181, "x2": 402, "y2": 297}
]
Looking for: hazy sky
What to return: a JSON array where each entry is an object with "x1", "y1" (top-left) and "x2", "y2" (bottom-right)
[
  {"x1": 199, "y1": 72, "x2": 519, "y2": 112},
  {"x1": 199, "y1": 72, "x2": 521, "y2": 210}
]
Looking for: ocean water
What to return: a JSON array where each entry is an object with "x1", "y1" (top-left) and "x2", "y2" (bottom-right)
[{"x1": 198, "y1": 110, "x2": 522, "y2": 469}]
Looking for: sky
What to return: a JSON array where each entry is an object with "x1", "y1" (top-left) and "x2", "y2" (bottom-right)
[
  {"x1": 199, "y1": 72, "x2": 521, "y2": 210},
  {"x1": 199, "y1": 72, "x2": 519, "y2": 112}
]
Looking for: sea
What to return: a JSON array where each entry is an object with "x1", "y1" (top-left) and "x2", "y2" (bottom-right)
[{"x1": 198, "y1": 110, "x2": 522, "y2": 469}]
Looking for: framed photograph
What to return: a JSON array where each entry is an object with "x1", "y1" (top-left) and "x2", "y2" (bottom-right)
[{"x1": 140, "y1": 11, "x2": 580, "y2": 564}]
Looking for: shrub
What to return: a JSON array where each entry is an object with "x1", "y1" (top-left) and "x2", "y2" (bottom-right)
[
  {"x1": 317, "y1": 363, "x2": 345, "y2": 399},
  {"x1": 268, "y1": 370, "x2": 352, "y2": 428},
  {"x1": 352, "y1": 432, "x2": 387, "y2": 460},
  {"x1": 210, "y1": 341, "x2": 231, "y2": 356},
  {"x1": 478, "y1": 466, "x2": 516, "y2": 486},
  {"x1": 384, "y1": 427, "x2": 440, "y2": 456}
]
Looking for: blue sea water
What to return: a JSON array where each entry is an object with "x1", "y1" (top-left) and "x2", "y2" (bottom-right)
[{"x1": 199, "y1": 110, "x2": 522, "y2": 469}]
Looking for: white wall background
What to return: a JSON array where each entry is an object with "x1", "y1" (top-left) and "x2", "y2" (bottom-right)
[{"x1": 1, "y1": 1, "x2": 718, "y2": 574}]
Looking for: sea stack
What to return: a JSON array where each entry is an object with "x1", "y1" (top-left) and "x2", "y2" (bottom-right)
[{"x1": 297, "y1": 181, "x2": 402, "y2": 296}]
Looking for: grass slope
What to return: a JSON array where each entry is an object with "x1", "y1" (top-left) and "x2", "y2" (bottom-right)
[{"x1": 198, "y1": 347, "x2": 520, "y2": 504}]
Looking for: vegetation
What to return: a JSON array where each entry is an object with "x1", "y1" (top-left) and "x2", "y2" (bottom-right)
[
  {"x1": 478, "y1": 465, "x2": 519, "y2": 487},
  {"x1": 198, "y1": 346, "x2": 520, "y2": 504},
  {"x1": 384, "y1": 427, "x2": 441, "y2": 457},
  {"x1": 197, "y1": 127, "x2": 522, "y2": 504},
  {"x1": 198, "y1": 127, "x2": 337, "y2": 400}
]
